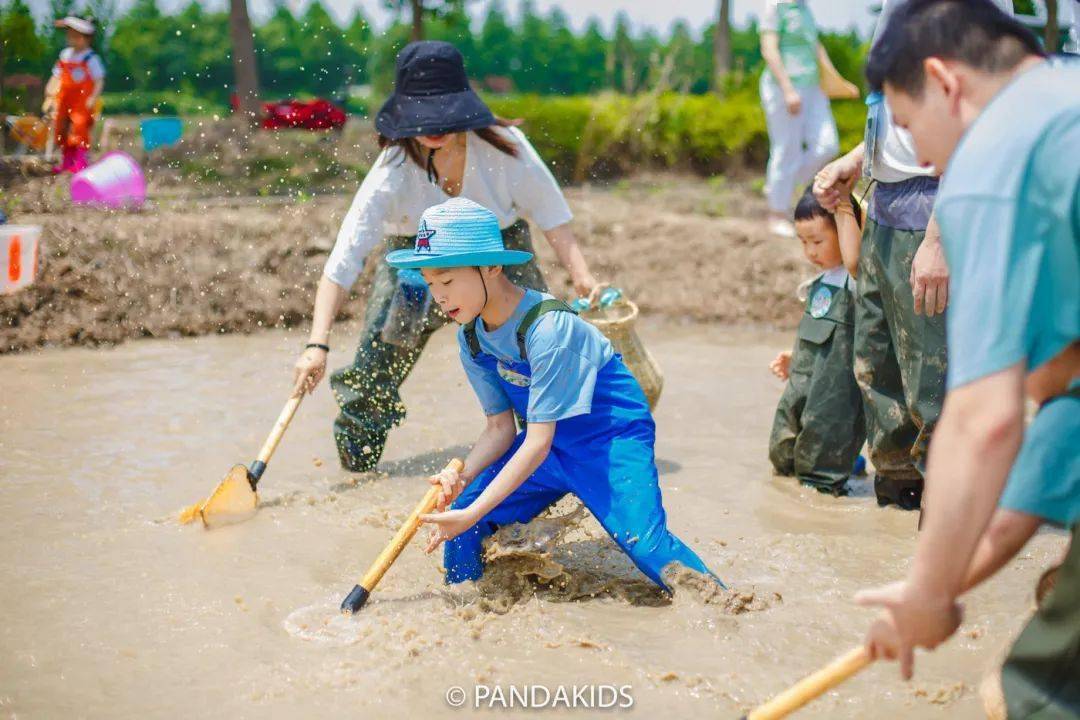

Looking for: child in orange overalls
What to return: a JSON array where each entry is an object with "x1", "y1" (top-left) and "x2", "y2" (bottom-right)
[{"x1": 50, "y1": 16, "x2": 105, "y2": 174}]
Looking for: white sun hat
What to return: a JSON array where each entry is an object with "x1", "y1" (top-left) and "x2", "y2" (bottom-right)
[{"x1": 55, "y1": 16, "x2": 95, "y2": 35}]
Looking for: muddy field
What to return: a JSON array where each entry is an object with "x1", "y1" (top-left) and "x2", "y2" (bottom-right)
[
  {"x1": 1, "y1": 120, "x2": 804, "y2": 354},
  {"x1": 0, "y1": 322, "x2": 1065, "y2": 719}
]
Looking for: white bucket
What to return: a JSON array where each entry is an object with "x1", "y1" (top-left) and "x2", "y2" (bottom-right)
[{"x1": 1, "y1": 225, "x2": 43, "y2": 294}]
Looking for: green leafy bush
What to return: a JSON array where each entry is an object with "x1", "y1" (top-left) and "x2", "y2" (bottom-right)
[
  {"x1": 489, "y1": 91, "x2": 865, "y2": 181},
  {"x1": 100, "y1": 91, "x2": 228, "y2": 117}
]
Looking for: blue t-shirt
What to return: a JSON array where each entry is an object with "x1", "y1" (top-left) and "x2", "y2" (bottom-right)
[
  {"x1": 935, "y1": 60, "x2": 1080, "y2": 525},
  {"x1": 458, "y1": 290, "x2": 615, "y2": 423},
  {"x1": 935, "y1": 59, "x2": 1080, "y2": 391}
]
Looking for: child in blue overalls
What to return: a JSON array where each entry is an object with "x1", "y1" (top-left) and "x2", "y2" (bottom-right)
[{"x1": 386, "y1": 197, "x2": 720, "y2": 592}]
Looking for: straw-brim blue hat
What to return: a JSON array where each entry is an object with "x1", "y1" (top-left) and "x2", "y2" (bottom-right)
[{"x1": 386, "y1": 198, "x2": 533, "y2": 269}]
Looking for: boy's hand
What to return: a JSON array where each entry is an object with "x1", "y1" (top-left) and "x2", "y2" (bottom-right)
[
  {"x1": 769, "y1": 351, "x2": 792, "y2": 381},
  {"x1": 855, "y1": 581, "x2": 963, "y2": 680},
  {"x1": 429, "y1": 465, "x2": 466, "y2": 512},
  {"x1": 420, "y1": 508, "x2": 479, "y2": 553}
]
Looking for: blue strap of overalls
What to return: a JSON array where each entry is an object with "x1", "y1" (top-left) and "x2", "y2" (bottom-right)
[{"x1": 463, "y1": 299, "x2": 578, "y2": 361}]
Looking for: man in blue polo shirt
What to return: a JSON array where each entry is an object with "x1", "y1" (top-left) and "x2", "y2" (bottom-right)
[{"x1": 852, "y1": 2, "x2": 1080, "y2": 717}]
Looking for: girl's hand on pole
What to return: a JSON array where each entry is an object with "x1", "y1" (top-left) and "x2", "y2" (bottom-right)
[
  {"x1": 420, "y1": 508, "x2": 479, "y2": 553},
  {"x1": 293, "y1": 346, "x2": 328, "y2": 395},
  {"x1": 429, "y1": 465, "x2": 466, "y2": 512}
]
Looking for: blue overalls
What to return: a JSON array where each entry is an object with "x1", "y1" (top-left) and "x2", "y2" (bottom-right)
[{"x1": 444, "y1": 309, "x2": 719, "y2": 591}]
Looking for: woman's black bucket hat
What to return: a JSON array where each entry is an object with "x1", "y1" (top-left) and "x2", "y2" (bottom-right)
[{"x1": 375, "y1": 41, "x2": 496, "y2": 140}]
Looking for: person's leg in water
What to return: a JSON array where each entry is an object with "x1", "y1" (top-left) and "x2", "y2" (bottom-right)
[
  {"x1": 331, "y1": 221, "x2": 547, "y2": 472},
  {"x1": 443, "y1": 433, "x2": 567, "y2": 583},
  {"x1": 882, "y1": 226, "x2": 947, "y2": 478},
  {"x1": 854, "y1": 219, "x2": 925, "y2": 509},
  {"x1": 561, "y1": 424, "x2": 720, "y2": 591},
  {"x1": 330, "y1": 254, "x2": 443, "y2": 472},
  {"x1": 768, "y1": 364, "x2": 808, "y2": 477},
  {"x1": 793, "y1": 300, "x2": 866, "y2": 495}
]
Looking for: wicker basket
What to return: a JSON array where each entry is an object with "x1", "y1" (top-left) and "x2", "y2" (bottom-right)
[{"x1": 581, "y1": 298, "x2": 664, "y2": 410}]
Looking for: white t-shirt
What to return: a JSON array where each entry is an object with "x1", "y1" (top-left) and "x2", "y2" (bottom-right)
[
  {"x1": 324, "y1": 126, "x2": 573, "y2": 288},
  {"x1": 52, "y1": 48, "x2": 106, "y2": 81},
  {"x1": 869, "y1": 0, "x2": 1012, "y2": 182}
]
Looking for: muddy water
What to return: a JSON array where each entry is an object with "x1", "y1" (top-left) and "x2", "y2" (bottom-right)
[{"x1": 0, "y1": 322, "x2": 1065, "y2": 719}]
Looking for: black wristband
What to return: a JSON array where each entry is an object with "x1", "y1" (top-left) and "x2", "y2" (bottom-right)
[{"x1": 305, "y1": 342, "x2": 330, "y2": 353}]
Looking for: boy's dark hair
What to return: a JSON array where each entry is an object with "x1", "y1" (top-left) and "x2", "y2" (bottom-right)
[
  {"x1": 794, "y1": 185, "x2": 862, "y2": 228},
  {"x1": 866, "y1": 0, "x2": 1044, "y2": 96}
]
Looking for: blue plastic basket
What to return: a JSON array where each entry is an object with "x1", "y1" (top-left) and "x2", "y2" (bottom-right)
[{"x1": 139, "y1": 117, "x2": 183, "y2": 152}]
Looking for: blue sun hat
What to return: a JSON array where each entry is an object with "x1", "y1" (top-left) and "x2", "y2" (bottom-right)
[{"x1": 386, "y1": 198, "x2": 534, "y2": 269}]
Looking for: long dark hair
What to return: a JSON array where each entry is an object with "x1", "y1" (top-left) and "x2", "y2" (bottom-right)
[{"x1": 378, "y1": 118, "x2": 520, "y2": 181}]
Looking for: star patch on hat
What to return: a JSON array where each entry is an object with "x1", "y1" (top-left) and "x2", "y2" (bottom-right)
[{"x1": 415, "y1": 220, "x2": 436, "y2": 253}]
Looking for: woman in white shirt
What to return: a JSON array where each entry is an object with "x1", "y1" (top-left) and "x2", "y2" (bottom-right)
[{"x1": 293, "y1": 41, "x2": 598, "y2": 472}]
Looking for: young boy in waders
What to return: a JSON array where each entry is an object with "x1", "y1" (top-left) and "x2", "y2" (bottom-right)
[
  {"x1": 768, "y1": 186, "x2": 866, "y2": 496},
  {"x1": 49, "y1": 15, "x2": 105, "y2": 174},
  {"x1": 389, "y1": 198, "x2": 719, "y2": 591}
]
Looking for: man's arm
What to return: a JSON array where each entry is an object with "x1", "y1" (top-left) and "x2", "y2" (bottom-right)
[{"x1": 961, "y1": 509, "x2": 1043, "y2": 593}]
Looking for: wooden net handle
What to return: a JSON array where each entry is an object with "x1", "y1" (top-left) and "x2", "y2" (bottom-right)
[
  {"x1": 255, "y1": 393, "x2": 303, "y2": 466},
  {"x1": 744, "y1": 647, "x2": 872, "y2": 720},
  {"x1": 358, "y1": 458, "x2": 466, "y2": 592}
]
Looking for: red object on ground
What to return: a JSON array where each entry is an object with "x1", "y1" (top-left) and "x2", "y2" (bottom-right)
[{"x1": 260, "y1": 98, "x2": 347, "y2": 131}]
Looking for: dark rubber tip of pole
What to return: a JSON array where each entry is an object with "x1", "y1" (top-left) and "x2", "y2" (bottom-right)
[
  {"x1": 340, "y1": 585, "x2": 370, "y2": 614},
  {"x1": 247, "y1": 460, "x2": 267, "y2": 490}
]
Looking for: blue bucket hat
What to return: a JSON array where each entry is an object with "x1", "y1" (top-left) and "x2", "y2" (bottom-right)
[{"x1": 386, "y1": 198, "x2": 533, "y2": 269}]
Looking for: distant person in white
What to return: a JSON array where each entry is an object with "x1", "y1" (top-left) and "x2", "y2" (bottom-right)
[{"x1": 758, "y1": 0, "x2": 848, "y2": 237}]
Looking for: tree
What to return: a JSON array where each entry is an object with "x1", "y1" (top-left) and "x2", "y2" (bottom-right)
[
  {"x1": 1, "y1": 0, "x2": 46, "y2": 112},
  {"x1": 229, "y1": 0, "x2": 260, "y2": 123},
  {"x1": 298, "y1": 1, "x2": 351, "y2": 95},
  {"x1": 610, "y1": 12, "x2": 635, "y2": 93},
  {"x1": 107, "y1": 0, "x2": 167, "y2": 91},
  {"x1": 713, "y1": 0, "x2": 731, "y2": 90},
  {"x1": 477, "y1": 0, "x2": 514, "y2": 78},
  {"x1": 343, "y1": 9, "x2": 373, "y2": 85},
  {"x1": 575, "y1": 18, "x2": 608, "y2": 93}
]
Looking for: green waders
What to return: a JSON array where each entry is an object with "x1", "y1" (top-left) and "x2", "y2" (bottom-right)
[
  {"x1": 769, "y1": 275, "x2": 866, "y2": 494},
  {"x1": 854, "y1": 219, "x2": 948, "y2": 509},
  {"x1": 1002, "y1": 525, "x2": 1080, "y2": 719},
  {"x1": 329, "y1": 219, "x2": 548, "y2": 472}
]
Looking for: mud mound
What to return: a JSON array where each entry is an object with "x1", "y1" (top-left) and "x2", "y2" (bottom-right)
[
  {"x1": 2, "y1": 173, "x2": 807, "y2": 354},
  {"x1": 473, "y1": 499, "x2": 775, "y2": 615}
]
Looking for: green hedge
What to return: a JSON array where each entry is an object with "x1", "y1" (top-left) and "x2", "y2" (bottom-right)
[
  {"x1": 100, "y1": 90, "x2": 228, "y2": 117},
  {"x1": 97, "y1": 89, "x2": 865, "y2": 182},
  {"x1": 488, "y1": 91, "x2": 865, "y2": 181}
]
